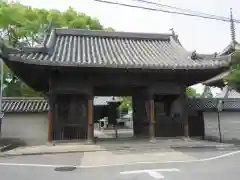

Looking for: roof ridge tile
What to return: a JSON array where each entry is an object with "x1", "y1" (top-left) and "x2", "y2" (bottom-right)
[{"x1": 55, "y1": 28, "x2": 172, "y2": 40}]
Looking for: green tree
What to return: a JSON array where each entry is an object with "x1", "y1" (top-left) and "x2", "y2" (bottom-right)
[
  {"x1": 119, "y1": 97, "x2": 132, "y2": 110},
  {"x1": 0, "y1": 1, "x2": 106, "y2": 96},
  {"x1": 225, "y1": 50, "x2": 240, "y2": 91},
  {"x1": 186, "y1": 87, "x2": 197, "y2": 97}
]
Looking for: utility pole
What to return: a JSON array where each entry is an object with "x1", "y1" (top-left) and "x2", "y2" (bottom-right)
[
  {"x1": 217, "y1": 100, "x2": 223, "y2": 143},
  {"x1": 0, "y1": 57, "x2": 4, "y2": 137}
]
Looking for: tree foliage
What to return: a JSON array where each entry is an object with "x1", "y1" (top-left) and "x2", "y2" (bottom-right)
[
  {"x1": 0, "y1": 1, "x2": 111, "y2": 96},
  {"x1": 225, "y1": 50, "x2": 240, "y2": 91},
  {"x1": 186, "y1": 87, "x2": 198, "y2": 97},
  {"x1": 119, "y1": 97, "x2": 132, "y2": 110}
]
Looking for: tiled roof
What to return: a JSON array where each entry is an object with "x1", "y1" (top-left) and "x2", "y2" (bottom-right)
[
  {"x1": 218, "y1": 41, "x2": 240, "y2": 56},
  {"x1": 4, "y1": 28, "x2": 231, "y2": 70},
  {"x1": 2, "y1": 97, "x2": 48, "y2": 113},
  {"x1": 188, "y1": 98, "x2": 240, "y2": 111},
  {"x1": 201, "y1": 41, "x2": 240, "y2": 86},
  {"x1": 188, "y1": 99, "x2": 217, "y2": 110},
  {"x1": 2, "y1": 96, "x2": 121, "y2": 113},
  {"x1": 2, "y1": 97, "x2": 240, "y2": 113},
  {"x1": 215, "y1": 86, "x2": 240, "y2": 98}
]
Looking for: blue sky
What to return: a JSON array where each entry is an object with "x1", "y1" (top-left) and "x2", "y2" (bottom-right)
[{"x1": 16, "y1": 0, "x2": 240, "y2": 95}]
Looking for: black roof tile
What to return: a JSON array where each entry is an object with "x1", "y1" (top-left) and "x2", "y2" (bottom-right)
[
  {"x1": 2, "y1": 96, "x2": 121, "y2": 113},
  {"x1": 201, "y1": 42, "x2": 240, "y2": 86},
  {"x1": 188, "y1": 98, "x2": 217, "y2": 110},
  {"x1": 2, "y1": 97, "x2": 240, "y2": 113},
  {"x1": 2, "y1": 97, "x2": 48, "y2": 113},
  {"x1": 188, "y1": 98, "x2": 240, "y2": 111},
  {"x1": 4, "y1": 28, "x2": 231, "y2": 70},
  {"x1": 215, "y1": 86, "x2": 240, "y2": 98}
]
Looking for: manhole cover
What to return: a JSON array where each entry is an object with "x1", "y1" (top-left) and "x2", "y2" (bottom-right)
[{"x1": 54, "y1": 166, "x2": 77, "y2": 172}]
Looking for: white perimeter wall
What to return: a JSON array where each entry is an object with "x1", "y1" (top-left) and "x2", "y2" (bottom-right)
[
  {"x1": 203, "y1": 112, "x2": 240, "y2": 142},
  {"x1": 1, "y1": 113, "x2": 48, "y2": 145}
]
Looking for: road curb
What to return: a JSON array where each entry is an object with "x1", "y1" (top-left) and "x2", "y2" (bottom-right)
[
  {"x1": 0, "y1": 148, "x2": 107, "y2": 158},
  {"x1": 0, "y1": 147, "x2": 173, "y2": 157},
  {"x1": 170, "y1": 144, "x2": 236, "y2": 149},
  {"x1": 0, "y1": 144, "x2": 237, "y2": 158},
  {"x1": 0, "y1": 143, "x2": 21, "y2": 152}
]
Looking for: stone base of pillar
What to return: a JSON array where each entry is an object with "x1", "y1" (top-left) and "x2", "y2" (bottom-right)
[
  {"x1": 86, "y1": 139, "x2": 94, "y2": 144},
  {"x1": 149, "y1": 137, "x2": 156, "y2": 143},
  {"x1": 114, "y1": 125, "x2": 118, "y2": 138},
  {"x1": 182, "y1": 137, "x2": 191, "y2": 141},
  {"x1": 47, "y1": 142, "x2": 54, "y2": 146}
]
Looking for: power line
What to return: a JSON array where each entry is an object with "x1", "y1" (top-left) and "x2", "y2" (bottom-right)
[
  {"x1": 130, "y1": 0, "x2": 230, "y2": 21},
  {"x1": 95, "y1": 0, "x2": 240, "y2": 23},
  {"x1": 96, "y1": 0, "x2": 232, "y2": 22}
]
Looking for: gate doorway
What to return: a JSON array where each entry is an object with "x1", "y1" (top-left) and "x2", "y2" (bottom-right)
[
  {"x1": 56, "y1": 94, "x2": 88, "y2": 141},
  {"x1": 93, "y1": 96, "x2": 134, "y2": 140}
]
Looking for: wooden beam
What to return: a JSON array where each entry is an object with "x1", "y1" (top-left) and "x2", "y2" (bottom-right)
[
  {"x1": 87, "y1": 98, "x2": 94, "y2": 143},
  {"x1": 150, "y1": 83, "x2": 181, "y2": 95}
]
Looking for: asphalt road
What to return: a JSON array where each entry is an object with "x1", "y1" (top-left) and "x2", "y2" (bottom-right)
[{"x1": 0, "y1": 148, "x2": 240, "y2": 180}]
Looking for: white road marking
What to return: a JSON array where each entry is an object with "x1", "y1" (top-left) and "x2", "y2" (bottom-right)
[
  {"x1": 0, "y1": 150, "x2": 239, "y2": 168},
  {"x1": 148, "y1": 171, "x2": 164, "y2": 179},
  {"x1": 0, "y1": 163, "x2": 67, "y2": 168},
  {"x1": 199, "y1": 150, "x2": 240, "y2": 161},
  {"x1": 120, "y1": 169, "x2": 180, "y2": 179}
]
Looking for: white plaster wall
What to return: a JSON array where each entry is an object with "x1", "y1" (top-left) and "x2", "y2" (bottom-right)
[
  {"x1": 203, "y1": 112, "x2": 240, "y2": 142},
  {"x1": 203, "y1": 112, "x2": 219, "y2": 141},
  {"x1": 1, "y1": 113, "x2": 48, "y2": 145},
  {"x1": 219, "y1": 112, "x2": 240, "y2": 142}
]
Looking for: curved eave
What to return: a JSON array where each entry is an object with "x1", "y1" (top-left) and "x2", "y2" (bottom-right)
[
  {"x1": 6, "y1": 53, "x2": 232, "y2": 71},
  {"x1": 2, "y1": 58, "x2": 52, "y2": 92},
  {"x1": 218, "y1": 41, "x2": 240, "y2": 56},
  {"x1": 218, "y1": 43, "x2": 234, "y2": 56},
  {"x1": 203, "y1": 81, "x2": 226, "y2": 88},
  {"x1": 2, "y1": 54, "x2": 232, "y2": 92},
  {"x1": 202, "y1": 70, "x2": 230, "y2": 87}
]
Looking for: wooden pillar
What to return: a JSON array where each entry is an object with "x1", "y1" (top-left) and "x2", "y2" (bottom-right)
[
  {"x1": 132, "y1": 87, "x2": 149, "y2": 137},
  {"x1": 180, "y1": 86, "x2": 189, "y2": 138},
  {"x1": 48, "y1": 93, "x2": 59, "y2": 141},
  {"x1": 48, "y1": 110, "x2": 52, "y2": 143},
  {"x1": 149, "y1": 98, "x2": 156, "y2": 142},
  {"x1": 132, "y1": 94, "x2": 140, "y2": 137},
  {"x1": 48, "y1": 77, "x2": 60, "y2": 141},
  {"x1": 145, "y1": 86, "x2": 156, "y2": 142},
  {"x1": 87, "y1": 96, "x2": 94, "y2": 143}
]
